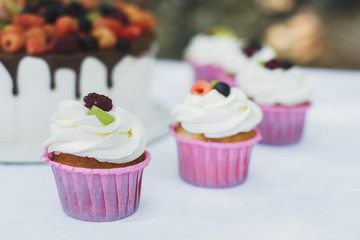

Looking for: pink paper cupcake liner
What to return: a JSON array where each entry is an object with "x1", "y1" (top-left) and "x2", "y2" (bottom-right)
[
  {"x1": 43, "y1": 149, "x2": 151, "y2": 222},
  {"x1": 186, "y1": 60, "x2": 236, "y2": 87},
  {"x1": 170, "y1": 124, "x2": 261, "y2": 188},
  {"x1": 258, "y1": 103, "x2": 311, "y2": 145}
]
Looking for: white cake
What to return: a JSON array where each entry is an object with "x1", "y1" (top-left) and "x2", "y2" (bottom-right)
[{"x1": 0, "y1": 44, "x2": 158, "y2": 162}]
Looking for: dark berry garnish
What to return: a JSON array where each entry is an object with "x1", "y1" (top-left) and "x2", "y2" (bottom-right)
[
  {"x1": 213, "y1": 82, "x2": 231, "y2": 97},
  {"x1": 83, "y1": 93, "x2": 113, "y2": 112},
  {"x1": 109, "y1": 9, "x2": 129, "y2": 25},
  {"x1": 82, "y1": 36, "x2": 99, "y2": 51},
  {"x1": 243, "y1": 41, "x2": 262, "y2": 57},
  {"x1": 265, "y1": 59, "x2": 283, "y2": 70},
  {"x1": 22, "y1": 5, "x2": 36, "y2": 13},
  {"x1": 282, "y1": 60, "x2": 293, "y2": 70},
  {"x1": 43, "y1": 7, "x2": 59, "y2": 23},
  {"x1": 116, "y1": 39, "x2": 130, "y2": 51},
  {"x1": 43, "y1": 3, "x2": 67, "y2": 23},
  {"x1": 50, "y1": 35, "x2": 80, "y2": 54},
  {"x1": 77, "y1": 17, "x2": 92, "y2": 32},
  {"x1": 99, "y1": 4, "x2": 112, "y2": 16},
  {"x1": 66, "y1": 2, "x2": 85, "y2": 17},
  {"x1": 57, "y1": 6, "x2": 68, "y2": 17}
]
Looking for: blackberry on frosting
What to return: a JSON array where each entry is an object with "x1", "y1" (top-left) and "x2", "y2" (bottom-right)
[{"x1": 83, "y1": 92, "x2": 113, "y2": 111}]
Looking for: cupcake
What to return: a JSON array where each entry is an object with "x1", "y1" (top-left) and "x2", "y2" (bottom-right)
[
  {"x1": 43, "y1": 93, "x2": 151, "y2": 222},
  {"x1": 170, "y1": 80, "x2": 263, "y2": 188},
  {"x1": 237, "y1": 59, "x2": 312, "y2": 145},
  {"x1": 184, "y1": 27, "x2": 277, "y2": 86},
  {"x1": 184, "y1": 27, "x2": 245, "y2": 86}
]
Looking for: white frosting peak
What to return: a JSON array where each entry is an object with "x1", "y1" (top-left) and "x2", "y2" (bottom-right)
[
  {"x1": 237, "y1": 63, "x2": 313, "y2": 106},
  {"x1": 172, "y1": 88, "x2": 262, "y2": 138},
  {"x1": 43, "y1": 100, "x2": 146, "y2": 164},
  {"x1": 184, "y1": 34, "x2": 247, "y2": 74}
]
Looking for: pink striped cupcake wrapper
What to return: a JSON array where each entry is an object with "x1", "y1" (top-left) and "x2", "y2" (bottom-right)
[
  {"x1": 43, "y1": 149, "x2": 151, "y2": 222},
  {"x1": 186, "y1": 60, "x2": 237, "y2": 87},
  {"x1": 258, "y1": 103, "x2": 311, "y2": 145},
  {"x1": 170, "y1": 124, "x2": 262, "y2": 188}
]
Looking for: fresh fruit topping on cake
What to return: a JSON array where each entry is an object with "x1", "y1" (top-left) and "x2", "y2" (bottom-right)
[
  {"x1": 26, "y1": 38, "x2": 47, "y2": 55},
  {"x1": 14, "y1": 13, "x2": 45, "y2": 29},
  {"x1": 0, "y1": 1, "x2": 156, "y2": 54},
  {"x1": 243, "y1": 42, "x2": 262, "y2": 57},
  {"x1": 118, "y1": 25, "x2": 142, "y2": 40},
  {"x1": 0, "y1": 0, "x2": 24, "y2": 21},
  {"x1": 213, "y1": 82, "x2": 231, "y2": 97},
  {"x1": 66, "y1": 2, "x2": 86, "y2": 17},
  {"x1": 99, "y1": 3, "x2": 112, "y2": 16},
  {"x1": 81, "y1": 0, "x2": 99, "y2": 11},
  {"x1": 87, "y1": 105, "x2": 115, "y2": 125},
  {"x1": 77, "y1": 16, "x2": 92, "y2": 32},
  {"x1": 264, "y1": 59, "x2": 283, "y2": 70},
  {"x1": 123, "y1": 4, "x2": 156, "y2": 32},
  {"x1": 3, "y1": 25, "x2": 24, "y2": 34},
  {"x1": 55, "y1": 16, "x2": 79, "y2": 36},
  {"x1": 191, "y1": 81, "x2": 213, "y2": 96},
  {"x1": 93, "y1": 17, "x2": 123, "y2": 36},
  {"x1": 81, "y1": 36, "x2": 99, "y2": 51},
  {"x1": 43, "y1": 3, "x2": 65, "y2": 23},
  {"x1": 83, "y1": 92, "x2": 113, "y2": 112},
  {"x1": 115, "y1": 38, "x2": 130, "y2": 51},
  {"x1": 210, "y1": 80, "x2": 218, "y2": 87},
  {"x1": 25, "y1": 27, "x2": 46, "y2": 43},
  {"x1": 1, "y1": 32, "x2": 25, "y2": 53},
  {"x1": 282, "y1": 60, "x2": 293, "y2": 70},
  {"x1": 86, "y1": 11, "x2": 101, "y2": 23},
  {"x1": 43, "y1": 24, "x2": 55, "y2": 42},
  {"x1": 92, "y1": 27, "x2": 117, "y2": 49},
  {"x1": 49, "y1": 35, "x2": 80, "y2": 53},
  {"x1": 109, "y1": 8, "x2": 129, "y2": 25}
]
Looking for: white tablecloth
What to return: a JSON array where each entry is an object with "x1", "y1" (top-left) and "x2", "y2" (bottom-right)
[{"x1": 0, "y1": 60, "x2": 359, "y2": 240}]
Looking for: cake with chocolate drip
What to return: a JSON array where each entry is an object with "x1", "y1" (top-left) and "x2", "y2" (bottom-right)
[{"x1": 0, "y1": 0, "x2": 157, "y2": 162}]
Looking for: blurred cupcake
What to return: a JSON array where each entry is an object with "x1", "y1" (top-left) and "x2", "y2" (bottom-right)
[
  {"x1": 43, "y1": 93, "x2": 150, "y2": 222},
  {"x1": 237, "y1": 59, "x2": 312, "y2": 145},
  {"x1": 184, "y1": 27, "x2": 245, "y2": 86},
  {"x1": 170, "y1": 81, "x2": 262, "y2": 188},
  {"x1": 184, "y1": 27, "x2": 277, "y2": 86}
]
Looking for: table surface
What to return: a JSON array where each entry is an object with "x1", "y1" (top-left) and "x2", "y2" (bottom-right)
[{"x1": 0, "y1": 60, "x2": 359, "y2": 240}]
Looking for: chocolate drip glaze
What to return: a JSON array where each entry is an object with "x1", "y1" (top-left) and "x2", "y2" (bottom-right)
[{"x1": 0, "y1": 32, "x2": 155, "y2": 98}]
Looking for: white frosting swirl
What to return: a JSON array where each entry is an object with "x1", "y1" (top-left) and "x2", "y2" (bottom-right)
[
  {"x1": 237, "y1": 63, "x2": 312, "y2": 106},
  {"x1": 185, "y1": 34, "x2": 277, "y2": 75},
  {"x1": 184, "y1": 34, "x2": 247, "y2": 74},
  {"x1": 172, "y1": 88, "x2": 262, "y2": 138},
  {"x1": 43, "y1": 100, "x2": 146, "y2": 164}
]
